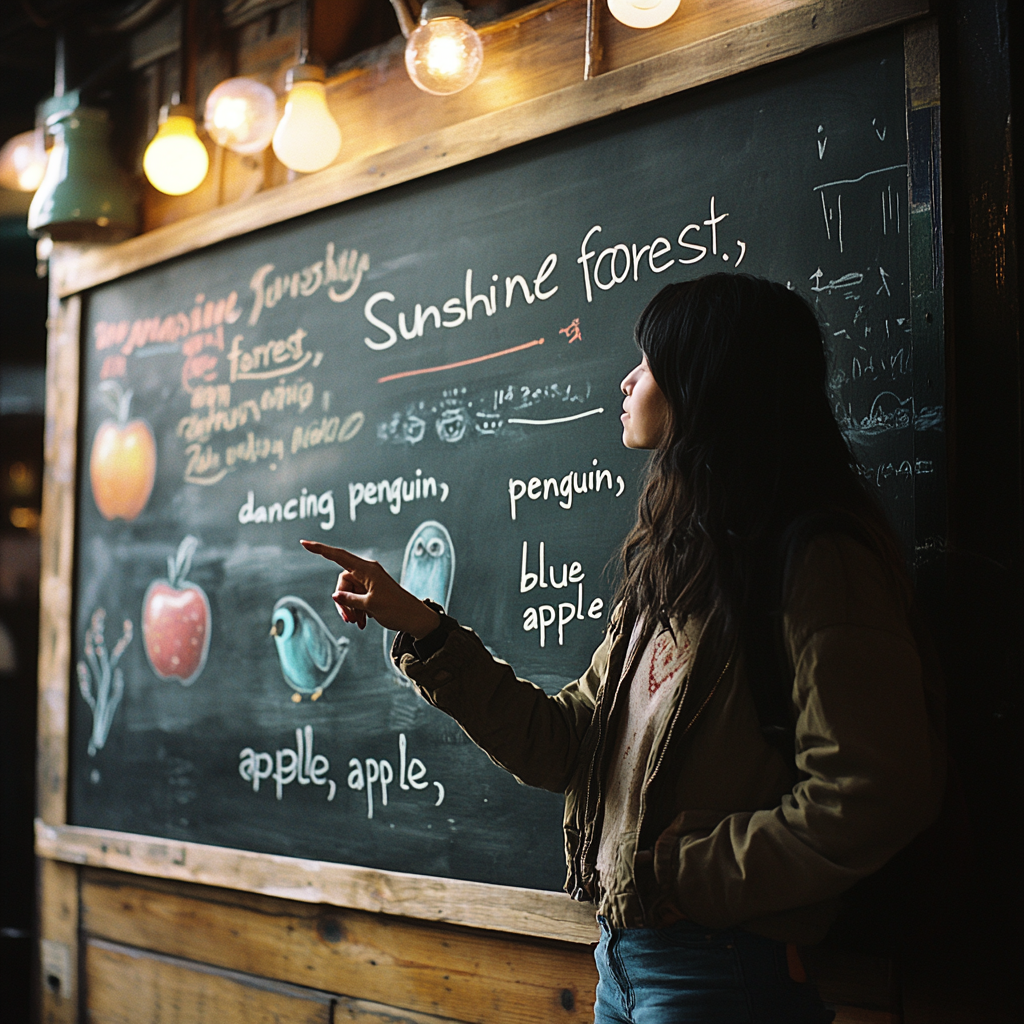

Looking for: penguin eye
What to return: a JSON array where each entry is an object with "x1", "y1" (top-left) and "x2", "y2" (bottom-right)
[
  {"x1": 413, "y1": 540, "x2": 426, "y2": 557},
  {"x1": 426, "y1": 538, "x2": 445, "y2": 557},
  {"x1": 273, "y1": 608, "x2": 294, "y2": 640}
]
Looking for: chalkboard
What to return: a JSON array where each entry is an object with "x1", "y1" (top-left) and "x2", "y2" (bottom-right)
[{"x1": 69, "y1": 29, "x2": 935, "y2": 893}]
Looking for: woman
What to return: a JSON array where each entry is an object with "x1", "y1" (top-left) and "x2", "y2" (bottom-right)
[{"x1": 303, "y1": 274, "x2": 944, "y2": 1023}]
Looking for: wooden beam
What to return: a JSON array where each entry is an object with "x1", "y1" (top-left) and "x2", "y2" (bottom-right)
[
  {"x1": 52, "y1": 0, "x2": 927, "y2": 296},
  {"x1": 86, "y1": 936, "x2": 554, "y2": 1023},
  {"x1": 90, "y1": 937, "x2": 483, "y2": 1024},
  {"x1": 38, "y1": 820, "x2": 599, "y2": 944},
  {"x1": 36, "y1": 290, "x2": 80, "y2": 827},
  {"x1": 38, "y1": 859, "x2": 79, "y2": 1024},
  {"x1": 76, "y1": 869, "x2": 897, "y2": 1024},
  {"x1": 86, "y1": 939, "x2": 334, "y2": 1024},
  {"x1": 81, "y1": 871, "x2": 597, "y2": 1023}
]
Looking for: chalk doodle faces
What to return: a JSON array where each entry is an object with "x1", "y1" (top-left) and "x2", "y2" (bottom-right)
[
  {"x1": 384, "y1": 520, "x2": 455, "y2": 683},
  {"x1": 142, "y1": 535, "x2": 212, "y2": 686},
  {"x1": 89, "y1": 380, "x2": 157, "y2": 521},
  {"x1": 271, "y1": 596, "x2": 351, "y2": 702}
]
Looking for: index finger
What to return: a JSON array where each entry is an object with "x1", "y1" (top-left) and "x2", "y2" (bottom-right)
[{"x1": 300, "y1": 540, "x2": 371, "y2": 570}]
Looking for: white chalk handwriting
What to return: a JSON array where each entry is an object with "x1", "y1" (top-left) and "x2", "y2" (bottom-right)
[
  {"x1": 239, "y1": 726, "x2": 336, "y2": 801},
  {"x1": 578, "y1": 196, "x2": 746, "y2": 303},
  {"x1": 362, "y1": 253, "x2": 558, "y2": 351},
  {"x1": 379, "y1": 380, "x2": 596, "y2": 447},
  {"x1": 347, "y1": 732, "x2": 445, "y2": 818},
  {"x1": 239, "y1": 487, "x2": 336, "y2": 530},
  {"x1": 519, "y1": 540, "x2": 605, "y2": 647},
  {"x1": 508, "y1": 458, "x2": 626, "y2": 520},
  {"x1": 348, "y1": 470, "x2": 449, "y2": 521}
]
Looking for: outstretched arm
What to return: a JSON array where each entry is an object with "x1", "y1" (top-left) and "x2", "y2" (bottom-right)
[{"x1": 300, "y1": 539, "x2": 616, "y2": 793}]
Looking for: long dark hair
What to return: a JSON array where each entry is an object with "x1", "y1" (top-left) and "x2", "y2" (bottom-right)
[{"x1": 614, "y1": 274, "x2": 907, "y2": 637}]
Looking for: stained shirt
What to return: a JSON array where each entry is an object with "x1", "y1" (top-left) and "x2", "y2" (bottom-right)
[{"x1": 595, "y1": 617, "x2": 700, "y2": 886}]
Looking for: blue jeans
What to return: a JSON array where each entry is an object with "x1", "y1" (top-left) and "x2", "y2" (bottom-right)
[{"x1": 593, "y1": 917, "x2": 835, "y2": 1023}]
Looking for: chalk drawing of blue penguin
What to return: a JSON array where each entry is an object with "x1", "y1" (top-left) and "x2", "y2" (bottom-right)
[
  {"x1": 271, "y1": 596, "x2": 350, "y2": 702},
  {"x1": 384, "y1": 520, "x2": 454, "y2": 683}
]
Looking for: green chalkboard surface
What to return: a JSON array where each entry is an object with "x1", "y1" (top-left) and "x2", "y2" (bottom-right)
[{"x1": 70, "y1": 29, "x2": 933, "y2": 891}]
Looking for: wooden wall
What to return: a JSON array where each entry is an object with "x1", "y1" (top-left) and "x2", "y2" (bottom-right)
[
  {"x1": 37, "y1": 2, "x2": 1008, "y2": 1023},
  {"x1": 59, "y1": 866, "x2": 912, "y2": 1024}
]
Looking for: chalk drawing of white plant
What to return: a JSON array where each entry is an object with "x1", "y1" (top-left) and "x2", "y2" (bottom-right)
[{"x1": 77, "y1": 608, "x2": 133, "y2": 756}]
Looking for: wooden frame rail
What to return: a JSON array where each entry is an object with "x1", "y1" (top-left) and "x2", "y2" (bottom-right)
[{"x1": 37, "y1": 821, "x2": 598, "y2": 942}]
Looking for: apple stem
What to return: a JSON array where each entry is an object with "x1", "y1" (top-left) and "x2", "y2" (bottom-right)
[
  {"x1": 169, "y1": 534, "x2": 200, "y2": 587},
  {"x1": 97, "y1": 380, "x2": 133, "y2": 425},
  {"x1": 119, "y1": 387, "x2": 134, "y2": 426}
]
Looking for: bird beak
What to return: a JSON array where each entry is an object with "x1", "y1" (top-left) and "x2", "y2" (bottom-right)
[{"x1": 270, "y1": 622, "x2": 280, "y2": 636}]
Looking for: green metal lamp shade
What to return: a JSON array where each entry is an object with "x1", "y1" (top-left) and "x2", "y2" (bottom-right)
[{"x1": 28, "y1": 105, "x2": 137, "y2": 243}]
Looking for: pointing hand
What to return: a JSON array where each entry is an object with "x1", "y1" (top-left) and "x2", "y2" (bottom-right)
[{"x1": 300, "y1": 540, "x2": 441, "y2": 640}]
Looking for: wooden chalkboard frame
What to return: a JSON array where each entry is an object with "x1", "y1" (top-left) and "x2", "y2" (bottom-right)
[{"x1": 36, "y1": 2, "x2": 941, "y2": 943}]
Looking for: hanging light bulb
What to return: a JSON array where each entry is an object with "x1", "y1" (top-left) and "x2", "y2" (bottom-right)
[
  {"x1": 607, "y1": 0, "x2": 680, "y2": 30},
  {"x1": 28, "y1": 100, "x2": 136, "y2": 243},
  {"x1": 405, "y1": 0, "x2": 483, "y2": 96},
  {"x1": 0, "y1": 128, "x2": 48, "y2": 192},
  {"x1": 143, "y1": 102, "x2": 210, "y2": 195},
  {"x1": 271, "y1": 64, "x2": 341, "y2": 173},
  {"x1": 204, "y1": 77, "x2": 278, "y2": 155}
]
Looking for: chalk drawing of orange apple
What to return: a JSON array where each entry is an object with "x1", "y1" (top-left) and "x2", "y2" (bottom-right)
[
  {"x1": 90, "y1": 380, "x2": 156, "y2": 521},
  {"x1": 143, "y1": 535, "x2": 211, "y2": 686}
]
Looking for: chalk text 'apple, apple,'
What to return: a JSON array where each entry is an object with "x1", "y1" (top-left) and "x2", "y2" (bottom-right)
[{"x1": 237, "y1": 730, "x2": 446, "y2": 820}]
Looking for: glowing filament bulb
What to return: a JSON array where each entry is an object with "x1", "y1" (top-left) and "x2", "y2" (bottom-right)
[
  {"x1": 405, "y1": 1, "x2": 483, "y2": 96},
  {"x1": 143, "y1": 107, "x2": 209, "y2": 196},
  {"x1": 0, "y1": 128, "x2": 48, "y2": 192},
  {"x1": 215, "y1": 97, "x2": 246, "y2": 130},
  {"x1": 204, "y1": 77, "x2": 278, "y2": 155},
  {"x1": 427, "y1": 34, "x2": 462, "y2": 76}
]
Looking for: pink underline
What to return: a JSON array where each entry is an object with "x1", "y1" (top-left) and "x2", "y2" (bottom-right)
[{"x1": 377, "y1": 338, "x2": 545, "y2": 383}]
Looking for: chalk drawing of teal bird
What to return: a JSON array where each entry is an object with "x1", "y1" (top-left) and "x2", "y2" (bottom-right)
[
  {"x1": 385, "y1": 520, "x2": 455, "y2": 683},
  {"x1": 271, "y1": 596, "x2": 350, "y2": 702}
]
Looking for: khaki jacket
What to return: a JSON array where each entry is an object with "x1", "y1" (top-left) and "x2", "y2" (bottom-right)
[{"x1": 394, "y1": 535, "x2": 945, "y2": 943}]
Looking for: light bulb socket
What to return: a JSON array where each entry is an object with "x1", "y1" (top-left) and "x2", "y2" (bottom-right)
[
  {"x1": 159, "y1": 102, "x2": 194, "y2": 124},
  {"x1": 607, "y1": 0, "x2": 681, "y2": 30},
  {"x1": 420, "y1": 0, "x2": 468, "y2": 23},
  {"x1": 285, "y1": 63, "x2": 326, "y2": 90},
  {"x1": 39, "y1": 89, "x2": 81, "y2": 128}
]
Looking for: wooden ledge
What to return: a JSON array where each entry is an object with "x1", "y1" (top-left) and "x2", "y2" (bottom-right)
[{"x1": 36, "y1": 819, "x2": 600, "y2": 944}]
